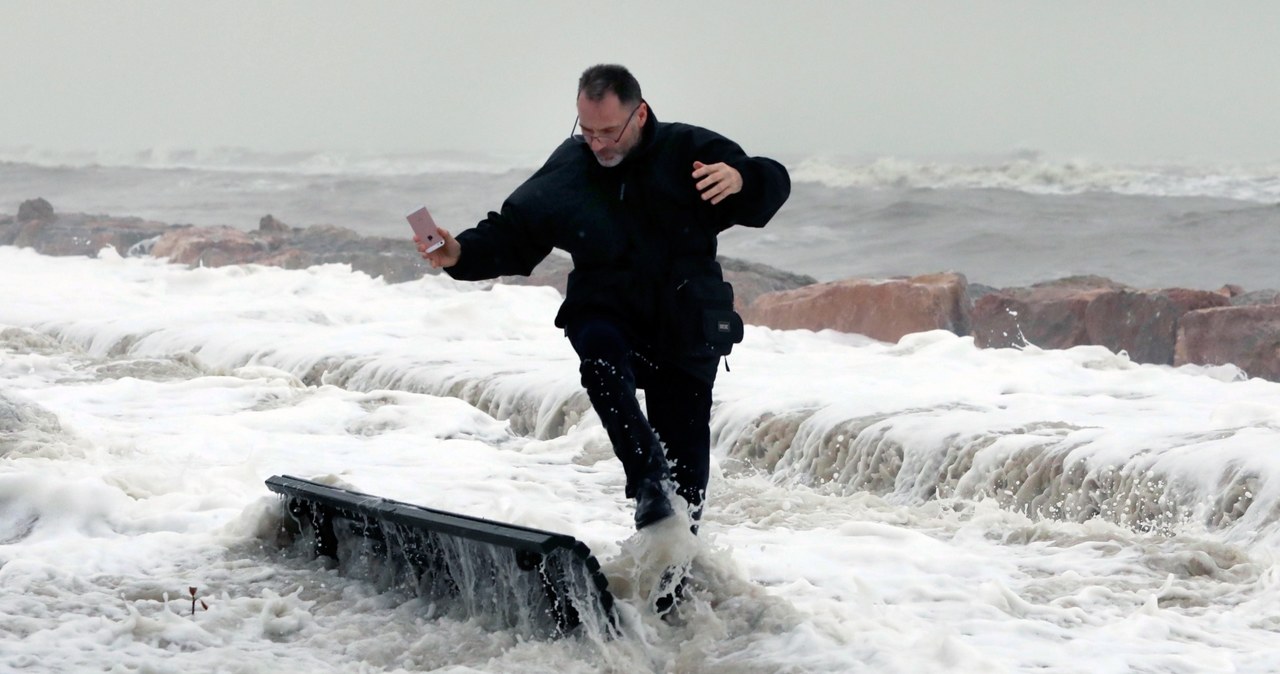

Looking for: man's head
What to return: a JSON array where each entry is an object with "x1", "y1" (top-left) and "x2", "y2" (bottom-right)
[{"x1": 576, "y1": 64, "x2": 648, "y2": 168}]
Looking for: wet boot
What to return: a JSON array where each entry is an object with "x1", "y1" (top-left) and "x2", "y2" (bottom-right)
[{"x1": 634, "y1": 476, "x2": 674, "y2": 529}]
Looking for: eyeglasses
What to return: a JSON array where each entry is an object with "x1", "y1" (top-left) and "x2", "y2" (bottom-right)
[{"x1": 570, "y1": 103, "x2": 641, "y2": 145}]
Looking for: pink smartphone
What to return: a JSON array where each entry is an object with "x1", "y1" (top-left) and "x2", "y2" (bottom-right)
[{"x1": 407, "y1": 206, "x2": 445, "y2": 253}]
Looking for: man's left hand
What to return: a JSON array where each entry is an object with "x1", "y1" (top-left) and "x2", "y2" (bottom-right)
[{"x1": 693, "y1": 161, "x2": 742, "y2": 205}]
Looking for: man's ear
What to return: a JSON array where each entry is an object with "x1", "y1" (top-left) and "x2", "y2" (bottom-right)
[{"x1": 637, "y1": 101, "x2": 649, "y2": 125}]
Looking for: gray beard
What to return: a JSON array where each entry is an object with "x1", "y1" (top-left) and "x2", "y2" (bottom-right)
[{"x1": 593, "y1": 153, "x2": 623, "y2": 168}]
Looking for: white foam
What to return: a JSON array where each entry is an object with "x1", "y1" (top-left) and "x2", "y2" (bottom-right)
[{"x1": 5, "y1": 247, "x2": 1280, "y2": 671}]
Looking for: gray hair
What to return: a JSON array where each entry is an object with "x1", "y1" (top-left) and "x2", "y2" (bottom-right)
[{"x1": 577, "y1": 64, "x2": 643, "y2": 105}]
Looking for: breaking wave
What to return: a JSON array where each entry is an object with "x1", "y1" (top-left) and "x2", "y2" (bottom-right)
[
  {"x1": 7, "y1": 144, "x2": 1280, "y2": 203},
  {"x1": 791, "y1": 154, "x2": 1280, "y2": 203}
]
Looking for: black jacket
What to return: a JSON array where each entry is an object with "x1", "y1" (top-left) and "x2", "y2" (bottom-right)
[{"x1": 445, "y1": 109, "x2": 790, "y2": 382}]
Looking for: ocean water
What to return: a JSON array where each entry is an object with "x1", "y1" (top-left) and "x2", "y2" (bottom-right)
[
  {"x1": 3, "y1": 150, "x2": 1280, "y2": 672},
  {"x1": 1, "y1": 148, "x2": 1277, "y2": 290}
]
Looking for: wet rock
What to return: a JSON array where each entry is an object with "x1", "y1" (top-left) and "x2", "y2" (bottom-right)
[
  {"x1": 967, "y1": 283, "x2": 1001, "y2": 306},
  {"x1": 1231, "y1": 289, "x2": 1280, "y2": 306},
  {"x1": 974, "y1": 278, "x2": 1233, "y2": 364},
  {"x1": 971, "y1": 277, "x2": 1127, "y2": 350},
  {"x1": 1176, "y1": 305, "x2": 1280, "y2": 381},
  {"x1": 17, "y1": 198, "x2": 55, "y2": 223},
  {"x1": 259, "y1": 214, "x2": 291, "y2": 233},
  {"x1": 721, "y1": 258, "x2": 817, "y2": 312},
  {"x1": 4, "y1": 201, "x2": 172, "y2": 257},
  {"x1": 286, "y1": 225, "x2": 428, "y2": 283},
  {"x1": 742, "y1": 272, "x2": 970, "y2": 343},
  {"x1": 1083, "y1": 289, "x2": 1229, "y2": 365},
  {"x1": 142, "y1": 222, "x2": 424, "y2": 282},
  {"x1": 151, "y1": 226, "x2": 266, "y2": 266}
]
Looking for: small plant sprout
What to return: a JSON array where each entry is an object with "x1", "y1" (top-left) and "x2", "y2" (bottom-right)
[{"x1": 188, "y1": 586, "x2": 208, "y2": 616}]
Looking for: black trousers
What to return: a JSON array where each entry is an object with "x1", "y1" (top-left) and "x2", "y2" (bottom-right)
[{"x1": 567, "y1": 318, "x2": 712, "y2": 519}]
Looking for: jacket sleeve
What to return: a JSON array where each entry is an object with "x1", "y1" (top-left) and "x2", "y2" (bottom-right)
[
  {"x1": 692, "y1": 130, "x2": 791, "y2": 230},
  {"x1": 444, "y1": 168, "x2": 558, "y2": 282},
  {"x1": 444, "y1": 202, "x2": 553, "y2": 281}
]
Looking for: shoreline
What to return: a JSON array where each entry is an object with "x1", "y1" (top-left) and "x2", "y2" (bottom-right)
[{"x1": 4, "y1": 198, "x2": 1278, "y2": 382}]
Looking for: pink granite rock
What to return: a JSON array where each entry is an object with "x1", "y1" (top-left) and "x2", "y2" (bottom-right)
[
  {"x1": 743, "y1": 272, "x2": 970, "y2": 343},
  {"x1": 150, "y1": 226, "x2": 265, "y2": 266},
  {"x1": 972, "y1": 277, "x2": 1127, "y2": 350},
  {"x1": 1176, "y1": 305, "x2": 1280, "y2": 381},
  {"x1": 1084, "y1": 289, "x2": 1230, "y2": 364}
]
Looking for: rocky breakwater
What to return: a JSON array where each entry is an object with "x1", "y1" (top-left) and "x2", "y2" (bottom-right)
[
  {"x1": 746, "y1": 271, "x2": 1280, "y2": 382},
  {"x1": 0, "y1": 199, "x2": 429, "y2": 282},
  {"x1": 0, "y1": 198, "x2": 171, "y2": 256},
  {"x1": 2, "y1": 198, "x2": 814, "y2": 311},
  {"x1": 12, "y1": 198, "x2": 1273, "y2": 381}
]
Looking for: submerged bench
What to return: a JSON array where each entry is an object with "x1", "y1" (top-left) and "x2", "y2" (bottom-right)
[{"x1": 266, "y1": 475, "x2": 617, "y2": 638}]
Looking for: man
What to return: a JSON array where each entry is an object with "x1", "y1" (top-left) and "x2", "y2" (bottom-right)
[{"x1": 418, "y1": 64, "x2": 789, "y2": 533}]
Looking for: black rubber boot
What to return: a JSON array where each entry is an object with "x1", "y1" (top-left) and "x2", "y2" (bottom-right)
[{"x1": 633, "y1": 476, "x2": 675, "y2": 529}]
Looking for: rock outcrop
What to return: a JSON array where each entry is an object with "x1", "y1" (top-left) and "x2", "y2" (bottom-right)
[
  {"x1": 971, "y1": 278, "x2": 1228, "y2": 365},
  {"x1": 1232, "y1": 289, "x2": 1280, "y2": 307},
  {"x1": 971, "y1": 276, "x2": 1130, "y2": 350},
  {"x1": 743, "y1": 272, "x2": 970, "y2": 343},
  {"x1": 1084, "y1": 289, "x2": 1229, "y2": 364},
  {"x1": 2, "y1": 199, "x2": 170, "y2": 257},
  {"x1": 3, "y1": 200, "x2": 811, "y2": 300},
  {"x1": 1176, "y1": 305, "x2": 1280, "y2": 381}
]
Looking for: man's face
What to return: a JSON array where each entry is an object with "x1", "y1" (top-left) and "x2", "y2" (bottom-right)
[{"x1": 576, "y1": 92, "x2": 646, "y2": 168}]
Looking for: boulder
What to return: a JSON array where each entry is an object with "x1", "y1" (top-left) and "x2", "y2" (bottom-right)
[
  {"x1": 742, "y1": 272, "x2": 970, "y2": 343},
  {"x1": 3, "y1": 206, "x2": 812, "y2": 295},
  {"x1": 1176, "y1": 305, "x2": 1280, "y2": 381},
  {"x1": 288, "y1": 225, "x2": 429, "y2": 283},
  {"x1": 1232, "y1": 289, "x2": 1280, "y2": 307},
  {"x1": 974, "y1": 278, "x2": 1232, "y2": 364},
  {"x1": 5, "y1": 201, "x2": 171, "y2": 257},
  {"x1": 259, "y1": 214, "x2": 291, "y2": 233},
  {"x1": 1083, "y1": 289, "x2": 1229, "y2": 364},
  {"x1": 972, "y1": 277, "x2": 1128, "y2": 350},
  {"x1": 151, "y1": 226, "x2": 265, "y2": 266},
  {"x1": 17, "y1": 198, "x2": 55, "y2": 223},
  {"x1": 721, "y1": 258, "x2": 817, "y2": 312}
]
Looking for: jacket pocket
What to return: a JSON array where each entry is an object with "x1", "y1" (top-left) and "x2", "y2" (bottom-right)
[{"x1": 673, "y1": 277, "x2": 744, "y2": 357}]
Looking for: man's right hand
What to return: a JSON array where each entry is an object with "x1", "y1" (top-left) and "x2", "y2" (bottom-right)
[{"x1": 415, "y1": 227, "x2": 461, "y2": 269}]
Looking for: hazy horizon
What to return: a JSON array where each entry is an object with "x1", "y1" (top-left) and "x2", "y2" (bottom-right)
[{"x1": 3, "y1": 1, "x2": 1280, "y2": 164}]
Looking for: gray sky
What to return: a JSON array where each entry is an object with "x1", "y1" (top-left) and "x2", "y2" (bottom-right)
[{"x1": 3, "y1": 1, "x2": 1279, "y2": 163}]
